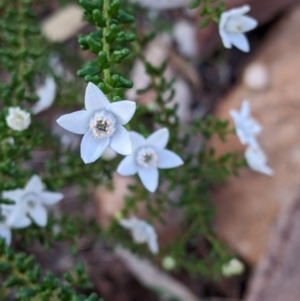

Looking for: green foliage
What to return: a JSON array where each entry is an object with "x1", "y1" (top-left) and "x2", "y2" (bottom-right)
[
  {"x1": 188, "y1": 0, "x2": 226, "y2": 27},
  {"x1": 77, "y1": 0, "x2": 135, "y2": 98},
  {"x1": 0, "y1": 240, "x2": 103, "y2": 301}
]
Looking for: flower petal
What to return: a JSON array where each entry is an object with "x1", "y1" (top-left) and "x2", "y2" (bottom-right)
[
  {"x1": 110, "y1": 125, "x2": 132, "y2": 155},
  {"x1": 157, "y1": 149, "x2": 183, "y2": 169},
  {"x1": 226, "y1": 32, "x2": 250, "y2": 52},
  {"x1": 245, "y1": 146, "x2": 273, "y2": 176},
  {"x1": 235, "y1": 15, "x2": 258, "y2": 32},
  {"x1": 119, "y1": 218, "x2": 136, "y2": 229},
  {"x1": 138, "y1": 167, "x2": 159, "y2": 193},
  {"x1": 25, "y1": 175, "x2": 44, "y2": 193},
  {"x1": 240, "y1": 100, "x2": 250, "y2": 119},
  {"x1": 28, "y1": 203, "x2": 47, "y2": 227},
  {"x1": 220, "y1": 5, "x2": 250, "y2": 29},
  {"x1": 219, "y1": 29, "x2": 232, "y2": 49},
  {"x1": 32, "y1": 77, "x2": 56, "y2": 114},
  {"x1": 85, "y1": 82, "x2": 109, "y2": 111},
  {"x1": 9, "y1": 213, "x2": 31, "y2": 229},
  {"x1": 0, "y1": 225, "x2": 11, "y2": 246},
  {"x1": 226, "y1": 5, "x2": 250, "y2": 18},
  {"x1": 80, "y1": 131, "x2": 109, "y2": 164},
  {"x1": 2, "y1": 189, "x2": 23, "y2": 203},
  {"x1": 107, "y1": 101, "x2": 136, "y2": 125},
  {"x1": 117, "y1": 156, "x2": 138, "y2": 176},
  {"x1": 146, "y1": 128, "x2": 169, "y2": 150},
  {"x1": 147, "y1": 233, "x2": 159, "y2": 254},
  {"x1": 40, "y1": 191, "x2": 63, "y2": 206},
  {"x1": 57, "y1": 110, "x2": 91, "y2": 134},
  {"x1": 130, "y1": 132, "x2": 146, "y2": 151}
]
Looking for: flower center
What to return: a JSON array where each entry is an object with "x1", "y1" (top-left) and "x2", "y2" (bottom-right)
[
  {"x1": 89, "y1": 110, "x2": 117, "y2": 139},
  {"x1": 136, "y1": 147, "x2": 158, "y2": 168},
  {"x1": 225, "y1": 19, "x2": 244, "y2": 33},
  {"x1": 28, "y1": 200, "x2": 35, "y2": 208},
  {"x1": 23, "y1": 192, "x2": 39, "y2": 207}
]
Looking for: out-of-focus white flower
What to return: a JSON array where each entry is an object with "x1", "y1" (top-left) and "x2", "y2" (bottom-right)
[
  {"x1": 230, "y1": 100, "x2": 261, "y2": 148},
  {"x1": 6, "y1": 107, "x2": 31, "y2": 131},
  {"x1": 32, "y1": 77, "x2": 57, "y2": 114},
  {"x1": 117, "y1": 128, "x2": 183, "y2": 193},
  {"x1": 57, "y1": 82, "x2": 136, "y2": 164},
  {"x1": 102, "y1": 147, "x2": 117, "y2": 161},
  {"x1": 162, "y1": 256, "x2": 176, "y2": 271},
  {"x1": 119, "y1": 217, "x2": 159, "y2": 254},
  {"x1": 222, "y1": 258, "x2": 245, "y2": 277},
  {"x1": 2, "y1": 175, "x2": 63, "y2": 227},
  {"x1": 219, "y1": 5, "x2": 258, "y2": 52},
  {"x1": 6, "y1": 137, "x2": 15, "y2": 145},
  {"x1": 173, "y1": 20, "x2": 197, "y2": 58},
  {"x1": 243, "y1": 62, "x2": 269, "y2": 91},
  {"x1": 245, "y1": 145, "x2": 273, "y2": 176}
]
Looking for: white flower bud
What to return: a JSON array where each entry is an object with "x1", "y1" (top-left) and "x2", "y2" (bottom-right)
[
  {"x1": 6, "y1": 107, "x2": 31, "y2": 131},
  {"x1": 162, "y1": 256, "x2": 176, "y2": 271},
  {"x1": 222, "y1": 258, "x2": 245, "y2": 277},
  {"x1": 243, "y1": 63, "x2": 269, "y2": 91}
]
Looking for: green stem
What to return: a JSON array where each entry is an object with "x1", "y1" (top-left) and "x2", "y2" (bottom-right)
[
  {"x1": 102, "y1": 0, "x2": 111, "y2": 94},
  {"x1": 12, "y1": 0, "x2": 26, "y2": 105}
]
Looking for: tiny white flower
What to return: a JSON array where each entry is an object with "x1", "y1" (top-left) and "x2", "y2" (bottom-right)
[
  {"x1": 32, "y1": 76, "x2": 57, "y2": 114},
  {"x1": 245, "y1": 145, "x2": 273, "y2": 176},
  {"x1": 117, "y1": 128, "x2": 183, "y2": 193},
  {"x1": 119, "y1": 217, "x2": 159, "y2": 254},
  {"x1": 219, "y1": 5, "x2": 258, "y2": 52},
  {"x1": 230, "y1": 100, "x2": 261, "y2": 148},
  {"x1": 222, "y1": 258, "x2": 245, "y2": 277},
  {"x1": 57, "y1": 82, "x2": 136, "y2": 164},
  {"x1": 6, "y1": 107, "x2": 31, "y2": 131},
  {"x1": 2, "y1": 175, "x2": 63, "y2": 227}
]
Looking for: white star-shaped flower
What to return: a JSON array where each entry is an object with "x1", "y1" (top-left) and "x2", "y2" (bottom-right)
[
  {"x1": 6, "y1": 107, "x2": 31, "y2": 131},
  {"x1": 57, "y1": 82, "x2": 136, "y2": 164},
  {"x1": 229, "y1": 100, "x2": 261, "y2": 148},
  {"x1": 219, "y1": 5, "x2": 258, "y2": 52},
  {"x1": 119, "y1": 217, "x2": 159, "y2": 254},
  {"x1": 245, "y1": 145, "x2": 273, "y2": 176},
  {"x1": 2, "y1": 175, "x2": 63, "y2": 227},
  {"x1": 117, "y1": 128, "x2": 183, "y2": 193}
]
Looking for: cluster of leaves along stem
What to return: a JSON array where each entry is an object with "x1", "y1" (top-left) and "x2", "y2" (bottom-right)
[
  {"x1": 77, "y1": 0, "x2": 135, "y2": 100},
  {"x1": 189, "y1": 0, "x2": 225, "y2": 28}
]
